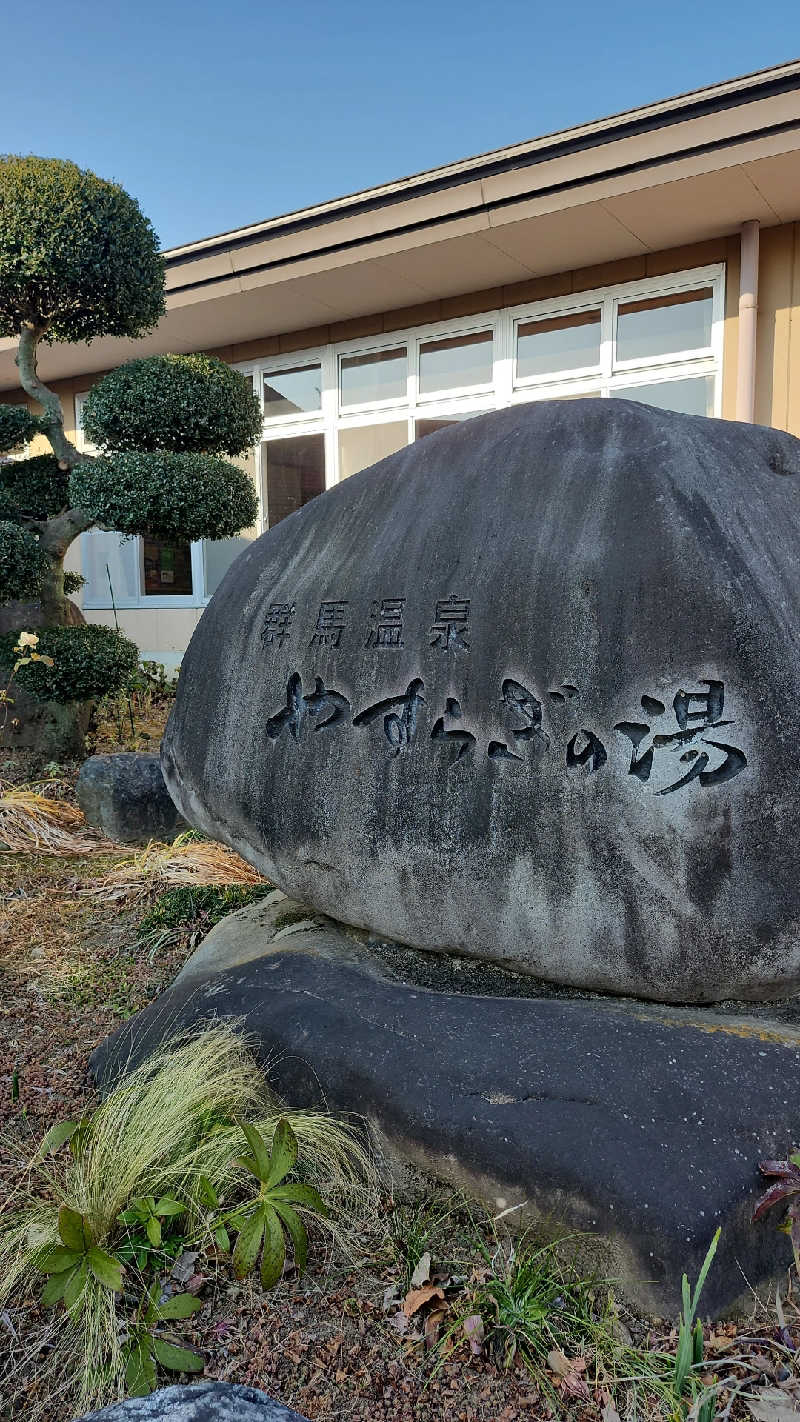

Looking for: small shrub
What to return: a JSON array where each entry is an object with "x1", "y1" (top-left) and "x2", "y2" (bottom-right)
[
  {"x1": 0, "y1": 403, "x2": 42, "y2": 454},
  {"x1": 0, "y1": 623, "x2": 139, "y2": 703},
  {"x1": 0, "y1": 453, "x2": 70, "y2": 520},
  {"x1": 81, "y1": 354, "x2": 263, "y2": 456},
  {"x1": 0, "y1": 520, "x2": 49, "y2": 601},
  {"x1": 228, "y1": 1120, "x2": 329, "y2": 1288},
  {"x1": 69, "y1": 451, "x2": 258, "y2": 542}
]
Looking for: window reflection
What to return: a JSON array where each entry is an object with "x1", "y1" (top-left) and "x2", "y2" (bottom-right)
[
  {"x1": 340, "y1": 348, "x2": 407, "y2": 406},
  {"x1": 263, "y1": 364, "x2": 322, "y2": 417},
  {"x1": 516, "y1": 309, "x2": 601, "y2": 381},
  {"x1": 616, "y1": 289, "x2": 713, "y2": 363}
]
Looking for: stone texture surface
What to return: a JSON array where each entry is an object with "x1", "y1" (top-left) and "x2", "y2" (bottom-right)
[
  {"x1": 76, "y1": 752, "x2": 187, "y2": 844},
  {"x1": 74, "y1": 1381, "x2": 309, "y2": 1420},
  {"x1": 171, "y1": 888, "x2": 337, "y2": 988},
  {"x1": 92, "y1": 935, "x2": 798, "y2": 1318},
  {"x1": 162, "y1": 400, "x2": 800, "y2": 1003}
]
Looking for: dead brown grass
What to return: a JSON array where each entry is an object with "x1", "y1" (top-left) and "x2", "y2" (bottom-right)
[
  {"x1": 0, "y1": 786, "x2": 114, "y2": 855},
  {"x1": 84, "y1": 833, "x2": 266, "y2": 903}
]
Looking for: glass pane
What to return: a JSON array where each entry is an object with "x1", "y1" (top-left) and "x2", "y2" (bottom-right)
[
  {"x1": 340, "y1": 348, "x2": 407, "y2": 406},
  {"x1": 82, "y1": 530, "x2": 140, "y2": 603},
  {"x1": 516, "y1": 309, "x2": 601, "y2": 380},
  {"x1": 142, "y1": 538, "x2": 193, "y2": 596},
  {"x1": 338, "y1": 422, "x2": 407, "y2": 480},
  {"x1": 263, "y1": 433, "x2": 325, "y2": 527},
  {"x1": 415, "y1": 418, "x2": 461, "y2": 440},
  {"x1": 203, "y1": 536, "x2": 250, "y2": 597},
  {"x1": 616, "y1": 288, "x2": 713, "y2": 362},
  {"x1": 610, "y1": 376, "x2": 715, "y2": 417},
  {"x1": 419, "y1": 331, "x2": 493, "y2": 395},
  {"x1": 263, "y1": 364, "x2": 322, "y2": 417}
]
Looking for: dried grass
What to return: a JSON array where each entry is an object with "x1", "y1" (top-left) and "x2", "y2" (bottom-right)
[
  {"x1": 0, "y1": 787, "x2": 114, "y2": 856},
  {"x1": 85, "y1": 832, "x2": 266, "y2": 903},
  {"x1": 0, "y1": 1024, "x2": 381, "y2": 1419}
]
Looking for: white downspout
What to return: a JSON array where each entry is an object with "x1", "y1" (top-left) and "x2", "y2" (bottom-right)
[{"x1": 736, "y1": 220, "x2": 760, "y2": 423}]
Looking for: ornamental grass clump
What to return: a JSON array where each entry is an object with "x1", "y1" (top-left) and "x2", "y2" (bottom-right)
[{"x1": 0, "y1": 1024, "x2": 380, "y2": 1418}]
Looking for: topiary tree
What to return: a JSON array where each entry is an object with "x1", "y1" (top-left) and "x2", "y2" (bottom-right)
[{"x1": 0, "y1": 156, "x2": 261, "y2": 721}]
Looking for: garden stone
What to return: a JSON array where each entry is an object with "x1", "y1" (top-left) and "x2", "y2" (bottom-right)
[
  {"x1": 73, "y1": 1381, "x2": 309, "y2": 1420},
  {"x1": 76, "y1": 752, "x2": 187, "y2": 844},
  {"x1": 163, "y1": 399, "x2": 800, "y2": 1003},
  {"x1": 172, "y1": 889, "x2": 356, "y2": 988},
  {"x1": 92, "y1": 933, "x2": 800, "y2": 1319}
]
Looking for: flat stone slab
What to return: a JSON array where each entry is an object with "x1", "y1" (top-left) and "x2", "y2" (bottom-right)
[
  {"x1": 77, "y1": 752, "x2": 187, "y2": 845},
  {"x1": 75, "y1": 1382, "x2": 308, "y2": 1420},
  {"x1": 92, "y1": 934, "x2": 798, "y2": 1318},
  {"x1": 163, "y1": 399, "x2": 800, "y2": 1003}
]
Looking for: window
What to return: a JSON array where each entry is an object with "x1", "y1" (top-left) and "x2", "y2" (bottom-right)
[
  {"x1": 616, "y1": 288, "x2": 713, "y2": 363},
  {"x1": 516, "y1": 309, "x2": 601, "y2": 381},
  {"x1": 142, "y1": 538, "x2": 193, "y2": 596},
  {"x1": 418, "y1": 330, "x2": 493, "y2": 396},
  {"x1": 610, "y1": 376, "x2": 715, "y2": 417},
  {"x1": 338, "y1": 422, "x2": 407, "y2": 479},
  {"x1": 262, "y1": 434, "x2": 325, "y2": 526},
  {"x1": 340, "y1": 347, "x2": 407, "y2": 407},
  {"x1": 263, "y1": 363, "x2": 322, "y2": 416}
]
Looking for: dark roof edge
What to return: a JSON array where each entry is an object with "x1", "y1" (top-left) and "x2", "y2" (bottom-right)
[
  {"x1": 164, "y1": 62, "x2": 800, "y2": 272},
  {"x1": 167, "y1": 113, "x2": 800, "y2": 298}
]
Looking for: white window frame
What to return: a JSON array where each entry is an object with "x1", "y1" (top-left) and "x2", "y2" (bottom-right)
[{"x1": 75, "y1": 393, "x2": 262, "y2": 611}]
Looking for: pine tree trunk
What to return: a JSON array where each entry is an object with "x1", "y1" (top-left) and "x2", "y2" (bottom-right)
[{"x1": 39, "y1": 551, "x2": 69, "y2": 627}]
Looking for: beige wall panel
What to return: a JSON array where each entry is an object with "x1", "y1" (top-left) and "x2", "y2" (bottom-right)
[
  {"x1": 787, "y1": 225, "x2": 800, "y2": 436},
  {"x1": 82, "y1": 606, "x2": 202, "y2": 659},
  {"x1": 754, "y1": 224, "x2": 795, "y2": 429}
]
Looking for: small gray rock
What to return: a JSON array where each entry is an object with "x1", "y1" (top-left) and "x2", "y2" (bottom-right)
[
  {"x1": 76, "y1": 752, "x2": 187, "y2": 844},
  {"x1": 74, "y1": 1381, "x2": 309, "y2": 1421}
]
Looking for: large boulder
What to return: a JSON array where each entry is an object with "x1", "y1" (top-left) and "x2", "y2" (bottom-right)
[
  {"x1": 77, "y1": 752, "x2": 187, "y2": 844},
  {"x1": 75, "y1": 1382, "x2": 309, "y2": 1420},
  {"x1": 92, "y1": 931, "x2": 800, "y2": 1319},
  {"x1": 162, "y1": 400, "x2": 800, "y2": 1003}
]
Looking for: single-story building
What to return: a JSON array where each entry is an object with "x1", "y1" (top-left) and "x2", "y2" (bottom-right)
[{"x1": 4, "y1": 59, "x2": 800, "y2": 670}]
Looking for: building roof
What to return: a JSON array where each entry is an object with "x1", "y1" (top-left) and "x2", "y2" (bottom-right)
[{"x1": 4, "y1": 58, "x2": 800, "y2": 392}]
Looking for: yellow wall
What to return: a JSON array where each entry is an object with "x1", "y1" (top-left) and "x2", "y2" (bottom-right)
[{"x1": 9, "y1": 226, "x2": 800, "y2": 663}]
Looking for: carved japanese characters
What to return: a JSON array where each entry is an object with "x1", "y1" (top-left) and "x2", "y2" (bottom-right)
[{"x1": 162, "y1": 399, "x2": 800, "y2": 1002}]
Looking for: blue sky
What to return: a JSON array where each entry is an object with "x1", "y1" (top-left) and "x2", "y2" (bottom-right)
[{"x1": 5, "y1": 1, "x2": 799, "y2": 249}]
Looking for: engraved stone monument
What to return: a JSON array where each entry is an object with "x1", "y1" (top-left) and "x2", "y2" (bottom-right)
[{"x1": 164, "y1": 398, "x2": 800, "y2": 1003}]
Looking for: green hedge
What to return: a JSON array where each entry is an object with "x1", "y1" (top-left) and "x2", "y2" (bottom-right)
[
  {"x1": 0, "y1": 404, "x2": 41, "y2": 454},
  {"x1": 0, "y1": 521, "x2": 49, "y2": 601},
  {"x1": 0, "y1": 454, "x2": 70, "y2": 520},
  {"x1": 0, "y1": 623, "x2": 139, "y2": 703},
  {"x1": 81, "y1": 354, "x2": 263, "y2": 456},
  {"x1": 70, "y1": 451, "x2": 258, "y2": 541}
]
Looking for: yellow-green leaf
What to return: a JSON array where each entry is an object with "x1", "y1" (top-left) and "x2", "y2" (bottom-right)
[
  {"x1": 146, "y1": 1215, "x2": 162, "y2": 1248},
  {"x1": 151, "y1": 1337, "x2": 204, "y2": 1373},
  {"x1": 272, "y1": 1200, "x2": 308, "y2": 1275},
  {"x1": 38, "y1": 1246, "x2": 82, "y2": 1275},
  {"x1": 58, "y1": 1205, "x2": 87, "y2": 1253},
  {"x1": 260, "y1": 1204, "x2": 286, "y2": 1290},
  {"x1": 231, "y1": 1206, "x2": 265, "y2": 1280},
  {"x1": 87, "y1": 1247, "x2": 122, "y2": 1292},
  {"x1": 63, "y1": 1258, "x2": 89, "y2": 1315},
  {"x1": 238, "y1": 1121, "x2": 270, "y2": 1180},
  {"x1": 265, "y1": 1118, "x2": 298, "y2": 1190},
  {"x1": 125, "y1": 1338, "x2": 156, "y2": 1397},
  {"x1": 41, "y1": 1270, "x2": 70, "y2": 1307}
]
